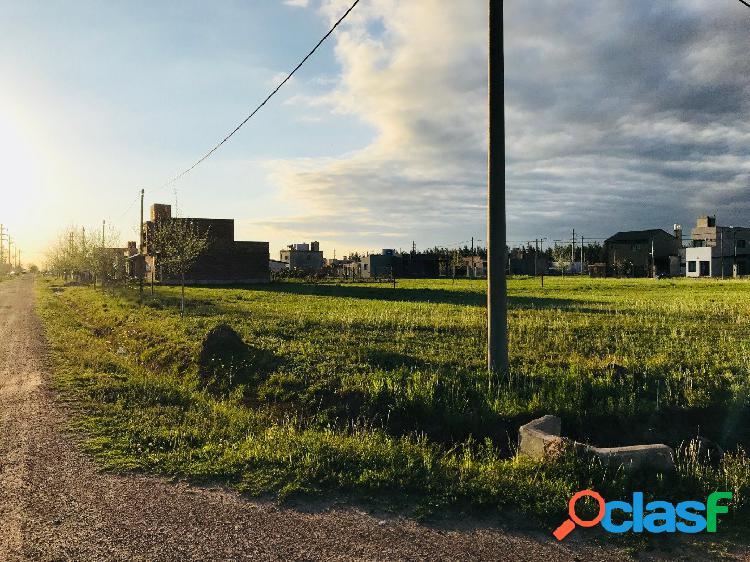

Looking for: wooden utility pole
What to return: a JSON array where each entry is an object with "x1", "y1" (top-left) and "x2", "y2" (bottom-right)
[
  {"x1": 487, "y1": 0, "x2": 508, "y2": 374},
  {"x1": 0, "y1": 224, "x2": 5, "y2": 265}
]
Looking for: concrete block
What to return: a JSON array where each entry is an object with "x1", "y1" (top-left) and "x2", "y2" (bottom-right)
[
  {"x1": 519, "y1": 415, "x2": 564, "y2": 459},
  {"x1": 592, "y1": 444, "x2": 675, "y2": 473},
  {"x1": 518, "y1": 415, "x2": 675, "y2": 473}
]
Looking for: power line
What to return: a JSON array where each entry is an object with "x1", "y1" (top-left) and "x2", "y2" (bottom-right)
[
  {"x1": 154, "y1": 0, "x2": 360, "y2": 194},
  {"x1": 738, "y1": 0, "x2": 750, "y2": 8}
]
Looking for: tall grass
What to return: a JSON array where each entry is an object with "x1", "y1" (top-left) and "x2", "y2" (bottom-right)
[{"x1": 36, "y1": 276, "x2": 750, "y2": 523}]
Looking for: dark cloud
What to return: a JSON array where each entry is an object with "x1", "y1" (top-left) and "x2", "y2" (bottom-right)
[
  {"x1": 505, "y1": 0, "x2": 750, "y2": 237},
  {"x1": 269, "y1": 1, "x2": 750, "y2": 250}
]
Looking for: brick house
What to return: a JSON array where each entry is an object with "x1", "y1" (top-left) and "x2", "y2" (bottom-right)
[
  {"x1": 143, "y1": 204, "x2": 269, "y2": 284},
  {"x1": 604, "y1": 228, "x2": 681, "y2": 277}
]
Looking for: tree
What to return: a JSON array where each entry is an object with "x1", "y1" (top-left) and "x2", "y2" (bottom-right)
[
  {"x1": 91, "y1": 224, "x2": 123, "y2": 288},
  {"x1": 149, "y1": 219, "x2": 209, "y2": 316},
  {"x1": 45, "y1": 225, "x2": 117, "y2": 284},
  {"x1": 551, "y1": 243, "x2": 571, "y2": 275}
]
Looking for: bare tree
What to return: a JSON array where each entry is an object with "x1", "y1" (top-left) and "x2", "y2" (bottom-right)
[
  {"x1": 149, "y1": 219, "x2": 209, "y2": 316},
  {"x1": 46, "y1": 225, "x2": 119, "y2": 284},
  {"x1": 551, "y1": 243, "x2": 571, "y2": 276}
]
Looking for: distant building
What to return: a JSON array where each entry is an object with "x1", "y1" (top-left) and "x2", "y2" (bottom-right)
[
  {"x1": 361, "y1": 249, "x2": 398, "y2": 278},
  {"x1": 604, "y1": 228, "x2": 681, "y2": 277},
  {"x1": 280, "y1": 241, "x2": 325, "y2": 272},
  {"x1": 686, "y1": 216, "x2": 750, "y2": 277},
  {"x1": 341, "y1": 259, "x2": 362, "y2": 278},
  {"x1": 508, "y1": 248, "x2": 547, "y2": 276},
  {"x1": 143, "y1": 204, "x2": 269, "y2": 284},
  {"x1": 462, "y1": 255, "x2": 487, "y2": 278},
  {"x1": 269, "y1": 259, "x2": 287, "y2": 272},
  {"x1": 359, "y1": 249, "x2": 440, "y2": 278},
  {"x1": 587, "y1": 263, "x2": 607, "y2": 277}
]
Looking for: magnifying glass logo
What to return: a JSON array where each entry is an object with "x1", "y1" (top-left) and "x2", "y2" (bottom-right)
[{"x1": 553, "y1": 489, "x2": 606, "y2": 541}]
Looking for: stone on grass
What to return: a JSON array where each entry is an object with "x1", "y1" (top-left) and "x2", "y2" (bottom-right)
[{"x1": 518, "y1": 415, "x2": 676, "y2": 473}]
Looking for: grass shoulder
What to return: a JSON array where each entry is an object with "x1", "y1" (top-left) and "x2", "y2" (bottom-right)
[{"x1": 33, "y1": 276, "x2": 750, "y2": 549}]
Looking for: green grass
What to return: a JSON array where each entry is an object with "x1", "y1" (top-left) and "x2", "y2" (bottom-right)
[{"x1": 35, "y1": 276, "x2": 750, "y2": 527}]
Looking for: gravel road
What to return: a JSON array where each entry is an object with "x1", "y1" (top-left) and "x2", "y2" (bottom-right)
[{"x1": 0, "y1": 275, "x2": 741, "y2": 561}]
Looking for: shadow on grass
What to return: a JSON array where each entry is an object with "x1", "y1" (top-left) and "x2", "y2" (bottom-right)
[
  {"x1": 158, "y1": 281, "x2": 602, "y2": 310},
  {"x1": 113, "y1": 280, "x2": 619, "y2": 313}
]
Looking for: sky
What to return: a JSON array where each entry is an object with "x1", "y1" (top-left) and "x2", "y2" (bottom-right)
[{"x1": 1, "y1": 0, "x2": 749, "y2": 266}]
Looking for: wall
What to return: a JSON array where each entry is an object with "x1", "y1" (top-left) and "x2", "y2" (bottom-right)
[
  {"x1": 686, "y1": 247, "x2": 712, "y2": 277},
  {"x1": 279, "y1": 249, "x2": 325, "y2": 271}
]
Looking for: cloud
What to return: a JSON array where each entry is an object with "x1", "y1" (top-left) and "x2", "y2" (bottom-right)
[
  {"x1": 503, "y1": 0, "x2": 750, "y2": 236},
  {"x1": 265, "y1": 0, "x2": 488, "y2": 246},
  {"x1": 266, "y1": 0, "x2": 750, "y2": 248},
  {"x1": 283, "y1": 0, "x2": 310, "y2": 8}
]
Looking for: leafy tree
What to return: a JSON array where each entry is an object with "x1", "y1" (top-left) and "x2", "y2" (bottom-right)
[{"x1": 149, "y1": 219, "x2": 209, "y2": 316}]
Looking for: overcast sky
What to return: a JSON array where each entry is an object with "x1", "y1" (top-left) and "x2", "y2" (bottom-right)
[{"x1": 2, "y1": 0, "x2": 750, "y2": 265}]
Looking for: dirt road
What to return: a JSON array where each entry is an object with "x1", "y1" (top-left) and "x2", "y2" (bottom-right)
[{"x1": 0, "y1": 275, "x2": 728, "y2": 561}]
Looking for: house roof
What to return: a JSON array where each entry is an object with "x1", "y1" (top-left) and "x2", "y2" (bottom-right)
[{"x1": 605, "y1": 229, "x2": 672, "y2": 243}]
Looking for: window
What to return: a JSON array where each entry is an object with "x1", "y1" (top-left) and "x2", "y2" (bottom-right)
[
  {"x1": 688, "y1": 261, "x2": 696, "y2": 272},
  {"x1": 363, "y1": 264, "x2": 368, "y2": 270},
  {"x1": 738, "y1": 239, "x2": 747, "y2": 249},
  {"x1": 632, "y1": 244, "x2": 641, "y2": 251},
  {"x1": 700, "y1": 261, "x2": 710, "y2": 276}
]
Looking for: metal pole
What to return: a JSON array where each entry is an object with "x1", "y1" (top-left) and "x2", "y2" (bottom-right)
[{"x1": 487, "y1": 0, "x2": 508, "y2": 374}]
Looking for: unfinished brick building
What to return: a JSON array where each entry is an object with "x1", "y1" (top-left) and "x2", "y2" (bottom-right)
[{"x1": 143, "y1": 204, "x2": 269, "y2": 284}]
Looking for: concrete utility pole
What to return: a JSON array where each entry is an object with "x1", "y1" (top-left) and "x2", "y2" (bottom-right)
[
  {"x1": 720, "y1": 230, "x2": 725, "y2": 279},
  {"x1": 571, "y1": 228, "x2": 575, "y2": 273},
  {"x1": 651, "y1": 238, "x2": 655, "y2": 278},
  {"x1": 487, "y1": 0, "x2": 508, "y2": 374},
  {"x1": 140, "y1": 188, "x2": 145, "y2": 304},
  {"x1": 580, "y1": 235, "x2": 585, "y2": 276}
]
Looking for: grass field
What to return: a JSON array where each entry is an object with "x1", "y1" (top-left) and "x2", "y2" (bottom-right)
[{"x1": 36, "y1": 276, "x2": 750, "y2": 524}]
